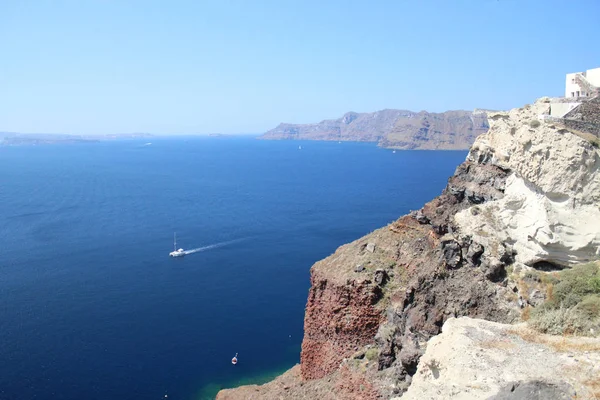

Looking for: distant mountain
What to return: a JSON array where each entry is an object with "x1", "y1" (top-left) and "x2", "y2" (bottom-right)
[{"x1": 259, "y1": 109, "x2": 490, "y2": 150}]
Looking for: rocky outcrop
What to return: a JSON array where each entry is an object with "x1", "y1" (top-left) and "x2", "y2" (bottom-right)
[
  {"x1": 399, "y1": 317, "x2": 600, "y2": 400},
  {"x1": 218, "y1": 98, "x2": 600, "y2": 399},
  {"x1": 301, "y1": 275, "x2": 383, "y2": 380},
  {"x1": 216, "y1": 364, "x2": 381, "y2": 400},
  {"x1": 454, "y1": 98, "x2": 600, "y2": 268},
  {"x1": 259, "y1": 109, "x2": 489, "y2": 150}
]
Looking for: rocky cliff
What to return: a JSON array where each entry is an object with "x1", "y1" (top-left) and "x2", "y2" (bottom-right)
[
  {"x1": 218, "y1": 98, "x2": 600, "y2": 399},
  {"x1": 259, "y1": 109, "x2": 490, "y2": 150}
]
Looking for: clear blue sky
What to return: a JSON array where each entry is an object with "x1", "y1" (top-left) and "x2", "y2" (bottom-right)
[{"x1": 1, "y1": 0, "x2": 598, "y2": 135}]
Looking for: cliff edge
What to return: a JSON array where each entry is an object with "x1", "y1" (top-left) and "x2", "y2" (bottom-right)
[
  {"x1": 218, "y1": 98, "x2": 600, "y2": 399},
  {"x1": 399, "y1": 317, "x2": 600, "y2": 400}
]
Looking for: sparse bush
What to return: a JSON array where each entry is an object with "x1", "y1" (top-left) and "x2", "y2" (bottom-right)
[
  {"x1": 529, "y1": 119, "x2": 541, "y2": 128},
  {"x1": 506, "y1": 264, "x2": 514, "y2": 276},
  {"x1": 529, "y1": 306, "x2": 592, "y2": 335},
  {"x1": 550, "y1": 262, "x2": 600, "y2": 308},
  {"x1": 364, "y1": 348, "x2": 379, "y2": 362},
  {"x1": 577, "y1": 295, "x2": 600, "y2": 319},
  {"x1": 528, "y1": 262, "x2": 600, "y2": 336}
]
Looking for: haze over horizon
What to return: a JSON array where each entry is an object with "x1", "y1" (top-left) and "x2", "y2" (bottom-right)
[{"x1": 1, "y1": 0, "x2": 598, "y2": 136}]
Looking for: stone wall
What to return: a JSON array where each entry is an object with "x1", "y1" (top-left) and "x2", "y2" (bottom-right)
[{"x1": 563, "y1": 96, "x2": 600, "y2": 136}]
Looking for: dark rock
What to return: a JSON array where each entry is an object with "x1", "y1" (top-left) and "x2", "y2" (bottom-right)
[
  {"x1": 398, "y1": 334, "x2": 421, "y2": 376},
  {"x1": 466, "y1": 191, "x2": 486, "y2": 204},
  {"x1": 483, "y1": 258, "x2": 506, "y2": 282},
  {"x1": 374, "y1": 269, "x2": 388, "y2": 286},
  {"x1": 414, "y1": 211, "x2": 429, "y2": 224},
  {"x1": 499, "y1": 244, "x2": 515, "y2": 265},
  {"x1": 531, "y1": 260, "x2": 565, "y2": 271},
  {"x1": 448, "y1": 185, "x2": 465, "y2": 201},
  {"x1": 487, "y1": 380, "x2": 576, "y2": 400},
  {"x1": 440, "y1": 240, "x2": 463, "y2": 269},
  {"x1": 466, "y1": 242, "x2": 484, "y2": 267},
  {"x1": 375, "y1": 324, "x2": 396, "y2": 370}
]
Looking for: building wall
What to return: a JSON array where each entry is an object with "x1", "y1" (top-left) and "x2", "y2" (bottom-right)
[
  {"x1": 550, "y1": 102, "x2": 580, "y2": 118},
  {"x1": 585, "y1": 67, "x2": 600, "y2": 87},
  {"x1": 565, "y1": 68, "x2": 600, "y2": 98},
  {"x1": 565, "y1": 72, "x2": 582, "y2": 98}
]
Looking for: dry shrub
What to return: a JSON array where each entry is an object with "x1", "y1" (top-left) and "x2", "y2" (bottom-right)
[
  {"x1": 509, "y1": 326, "x2": 600, "y2": 353},
  {"x1": 521, "y1": 306, "x2": 531, "y2": 321},
  {"x1": 479, "y1": 340, "x2": 516, "y2": 350},
  {"x1": 527, "y1": 262, "x2": 600, "y2": 337},
  {"x1": 529, "y1": 306, "x2": 593, "y2": 335},
  {"x1": 583, "y1": 376, "x2": 600, "y2": 399}
]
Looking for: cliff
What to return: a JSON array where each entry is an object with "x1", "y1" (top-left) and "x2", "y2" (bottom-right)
[
  {"x1": 259, "y1": 109, "x2": 490, "y2": 150},
  {"x1": 218, "y1": 98, "x2": 600, "y2": 399}
]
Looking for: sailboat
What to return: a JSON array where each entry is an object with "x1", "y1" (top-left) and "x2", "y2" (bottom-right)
[
  {"x1": 169, "y1": 232, "x2": 185, "y2": 257},
  {"x1": 231, "y1": 353, "x2": 238, "y2": 365}
]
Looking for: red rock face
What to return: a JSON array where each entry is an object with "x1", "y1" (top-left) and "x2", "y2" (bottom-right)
[
  {"x1": 300, "y1": 274, "x2": 383, "y2": 380},
  {"x1": 334, "y1": 364, "x2": 380, "y2": 400}
]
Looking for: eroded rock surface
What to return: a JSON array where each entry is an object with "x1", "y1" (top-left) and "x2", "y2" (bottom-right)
[
  {"x1": 398, "y1": 317, "x2": 600, "y2": 400},
  {"x1": 455, "y1": 99, "x2": 600, "y2": 267}
]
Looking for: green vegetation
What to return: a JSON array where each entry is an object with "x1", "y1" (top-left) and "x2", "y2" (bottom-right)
[
  {"x1": 529, "y1": 262, "x2": 600, "y2": 336},
  {"x1": 529, "y1": 119, "x2": 541, "y2": 128},
  {"x1": 364, "y1": 348, "x2": 379, "y2": 362}
]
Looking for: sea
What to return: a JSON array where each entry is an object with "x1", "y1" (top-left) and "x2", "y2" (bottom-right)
[{"x1": 0, "y1": 136, "x2": 467, "y2": 400}]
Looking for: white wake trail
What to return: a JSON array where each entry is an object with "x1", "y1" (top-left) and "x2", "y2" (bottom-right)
[{"x1": 183, "y1": 238, "x2": 246, "y2": 255}]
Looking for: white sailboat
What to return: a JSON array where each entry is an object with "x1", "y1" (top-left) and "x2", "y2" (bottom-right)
[{"x1": 169, "y1": 232, "x2": 185, "y2": 257}]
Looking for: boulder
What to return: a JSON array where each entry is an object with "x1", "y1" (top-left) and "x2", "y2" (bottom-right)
[{"x1": 397, "y1": 317, "x2": 600, "y2": 400}]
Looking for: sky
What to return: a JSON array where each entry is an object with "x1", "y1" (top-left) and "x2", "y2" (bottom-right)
[{"x1": 0, "y1": 0, "x2": 598, "y2": 135}]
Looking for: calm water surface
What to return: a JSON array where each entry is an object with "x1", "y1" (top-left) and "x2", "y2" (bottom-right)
[{"x1": 0, "y1": 137, "x2": 467, "y2": 399}]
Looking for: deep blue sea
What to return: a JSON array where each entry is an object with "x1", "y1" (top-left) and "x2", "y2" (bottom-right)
[{"x1": 0, "y1": 137, "x2": 466, "y2": 400}]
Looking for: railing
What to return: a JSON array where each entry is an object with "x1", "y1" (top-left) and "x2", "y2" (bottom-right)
[
  {"x1": 538, "y1": 115, "x2": 562, "y2": 123},
  {"x1": 574, "y1": 73, "x2": 599, "y2": 97}
]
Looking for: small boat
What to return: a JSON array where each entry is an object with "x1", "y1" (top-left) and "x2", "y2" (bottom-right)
[
  {"x1": 392, "y1": 150, "x2": 396, "y2": 153},
  {"x1": 231, "y1": 353, "x2": 238, "y2": 365},
  {"x1": 298, "y1": 145, "x2": 302, "y2": 150},
  {"x1": 169, "y1": 232, "x2": 185, "y2": 257}
]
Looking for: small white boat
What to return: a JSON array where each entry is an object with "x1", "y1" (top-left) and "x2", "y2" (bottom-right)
[
  {"x1": 231, "y1": 353, "x2": 238, "y2": 365},
  {"x1": 298, "y1": 145, "x2": 302, "y2": 150},
  {"x1": 169, "y1": 232, "x2": 185, "y2": 257}
]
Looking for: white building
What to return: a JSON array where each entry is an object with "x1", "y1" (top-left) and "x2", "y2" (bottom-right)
[{"x1": 565, "y1": 67, "x2": 600, "y2": 98}]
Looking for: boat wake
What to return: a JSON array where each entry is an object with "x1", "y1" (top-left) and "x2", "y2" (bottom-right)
[{"x1": 183, "y1": 238, "x2": 246, "y2": 255}]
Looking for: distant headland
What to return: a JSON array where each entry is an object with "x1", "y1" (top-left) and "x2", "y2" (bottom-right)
[{"x1": 259, "y1": 108, "x2": 491, "y2": 150}]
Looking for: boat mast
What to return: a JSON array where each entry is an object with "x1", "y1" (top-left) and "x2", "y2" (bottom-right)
[{"x1": 174, "y1": 232, "x2": 177, "y2": 251}]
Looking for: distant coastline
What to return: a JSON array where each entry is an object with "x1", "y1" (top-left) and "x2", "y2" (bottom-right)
[
  {"x1": 0, "y1": 132, "x2": 153, "y2": 146},
  {"x1": 259, "y1": 108, "x2": 490, "y2": 150}
]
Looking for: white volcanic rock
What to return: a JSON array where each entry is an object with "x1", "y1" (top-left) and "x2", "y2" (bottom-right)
[
  {"x1": 454, "y1": 98, "x2": 600, "y2": 266},
  {"x1": 397, "y1": 317, "x2": 600, "y2": 400}
]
